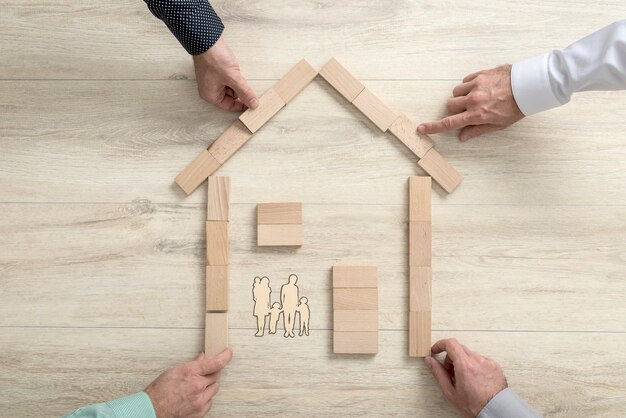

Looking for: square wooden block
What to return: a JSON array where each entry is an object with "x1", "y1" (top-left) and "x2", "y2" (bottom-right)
[
  {"x1": 352, "y1": 88, "x2": 397, "y2": 132},
  {"x1": 257, "y1": 224, "x2": 303, "y2": 247},
  {"x1": 319, "y1": 58, "x2": 365, "y2": 103},
  {"x1": 389, "y1": 115, "x2": 434, "y2": 159},
  {"x1": 332, "y1": 265, "x2": 378, "y2": 288},
  {"x1": 333, "y1": 331, "x2": 378, "y2": 354},
  {"x1": 409, "y1": 221, "x2": 432, "y2": 267},
  {"x1": 206, "y1": 221, "x2": 229, "y2": 266},
  {"x1": 409, "y1": 310, "x2": 431, "y2": 358},
  {"x1": 333, "y1": 288, "x2": 378, "y2": 311},
  {"x1": 239, "y1": 87, "x2": 285, "y2": 133},
  {"x1": 175, "y1": 149, "x2": 221, "y2": 195},
  {"x1": 333, "y1": 310, "x2": 378, "y2": 332},
  {"x1": 409, "y1": 266, "x2": 431, "y2": 312},
  {"x1": 408, "y1": 176, "x2": 432, "y2": 222},
  {"x1": 273, "y1": 59, "x2": 318, "y2": 103},
  {"x1": 205, "y1": 312, "x2": 228, "y2": 357},
  {"x1": 207, "y1": 120, "x2": 253, "y2": 165},
  {"x1": 417, "y1": 148, "x2": 463, "y2": 193},
  {"x1": 206, "y1": 265, "x2": 229, "y2": 312},
  {"x1": 207, "y1": 176, "x2": 230, "y2": 221},
  {"x1": 257, "y1": 202, "x2": 302, "y2": 224}
]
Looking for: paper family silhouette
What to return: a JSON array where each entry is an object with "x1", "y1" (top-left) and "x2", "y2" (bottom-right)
[{"x1": 252, "y1": 274, "x2": 310, "y2": 338}]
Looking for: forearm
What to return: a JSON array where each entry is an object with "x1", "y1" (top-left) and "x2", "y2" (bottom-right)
[
  {"x1": 511, "y1": 19, "x2": 626, "y2": 115},
  {"x1": 62, "y1": 391, "x2": 157, "y2": 418},
  {"x1": 477, "y1": 388, "x2": 542, "y2": 418},
  {"x1": 143, "y1": 0, "x2": 224, "y2": 55}
]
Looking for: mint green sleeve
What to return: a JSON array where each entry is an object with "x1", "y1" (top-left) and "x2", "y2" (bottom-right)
[{"x1": 62, "y1": 391, "x2": 157, "y2": 418}]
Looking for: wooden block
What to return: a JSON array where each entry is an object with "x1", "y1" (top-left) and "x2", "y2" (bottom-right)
[
  {"x1": 206, "y1": 221, "x2": 228, "y2": 265},
  {"x1": 333, "y1": 288, "x2": 378, "y2": 310},
  {"x1": 273, "y1": 59, "x2": 318, "y2": 103},
  {"x1": 352, "y1": 88, "x2": 398, "y2": 132},
  {"x1": 257, "y1": 224, "x2": 303, "y2": 246},
  {"x1": 409, "y1": 266, "x2": 431, "y2": 312},
  {"x1": 207, "y1": 176, "x2": 230, "y2": 221},
  {"x1": 175, "y1": 150, "x2": 221, "y2": 195},
  {"x1": 409, "y1": 310, "x2": 431, "y2": 357},
  {"x1": 206, "y1": 265, "x2": 229, "y2": 312},
  {"x1": 333, "y1": 331, "x2": 378, "y2": 354},
  {"x1": 333, "y1": 310, "x2": 378, "y2": 332},
  {"x1": 238, "y1": 87, "x2": 285, "y2": 133},
  {"x1": 408, "y1": 176, "x2": 431, "y2": 222},
  {"x1": 417, "y1": 148, "x2": 463, "y2": 193},
  {"x1": 389, "y1": 115, "x2": 434, "y2": 159},
  {"x1": 205, "y1": 312, "x2": 228, "y2": 357},
  {"x1": 409, "y1": 221, "x2": 431, "y2": 266},
  {"x1": 207, "y1": 120, "x2": 253, "y2": 165},
  {"x1": 319, "y1": 58, "x2": 365, "y2": 103},
  {"x1": 332, "y1": 265, "x2": 378, "y2": 288},
  {"x1": 257, "y1": 202, "x2": 302, "y2": 224}
]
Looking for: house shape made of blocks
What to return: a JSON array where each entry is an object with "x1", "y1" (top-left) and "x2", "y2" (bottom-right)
[{"x1": 177, "y1": 58, "x2": 461, "y2": 359}]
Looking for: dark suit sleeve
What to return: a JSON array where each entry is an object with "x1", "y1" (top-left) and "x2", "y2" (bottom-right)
[{"x1": 144, "y1": 0, "x2": 224, "y2": 55}]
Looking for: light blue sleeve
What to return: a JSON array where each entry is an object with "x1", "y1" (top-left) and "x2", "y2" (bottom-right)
[
  {"x1": 478, "y1": 388, "x2": 542, "y2": 418},
  {"x1": 62, "y1": 391, "x2": 157, "y2": 418}
]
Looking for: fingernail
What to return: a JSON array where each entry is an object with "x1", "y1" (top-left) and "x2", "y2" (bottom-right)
[
  {"x1": 417, "y1": 124, "x2": 426, "y2": 133},
  {"x1": 249, "y1": 98, "x2": 259, "y2": 109},
  {"x1": 424, "y1": 357, "x2": 433, "y2": 369}
]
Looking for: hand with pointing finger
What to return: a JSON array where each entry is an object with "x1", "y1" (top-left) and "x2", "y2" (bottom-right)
[
  {"x1": 145, "y1": 348, "x2": 232, "y2": 418},
  {"x1": 193, "y1": 36, "x2": 259, "y2": 112},
  {"x1": 418, "y1": 65, "x2": 524, "y2": 141},
  {"x1": 425, "y1": 339, "x2": 508, "y2": 418}
]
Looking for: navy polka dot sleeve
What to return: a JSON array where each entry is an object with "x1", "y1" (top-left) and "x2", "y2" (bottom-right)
[{"x1": 144, "y1": 0, "x2": 224, "y2": 55}]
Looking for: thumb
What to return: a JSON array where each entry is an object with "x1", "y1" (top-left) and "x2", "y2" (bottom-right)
[
  {"x1": 425, "y1": 356, "x2": 455, "y2": 402},
  {"x1": 231, "y1": 74, "x2": 258, "y2": 109},
  {"x1": 458, "y1": 124, "x2": 500, "y2": 142}
]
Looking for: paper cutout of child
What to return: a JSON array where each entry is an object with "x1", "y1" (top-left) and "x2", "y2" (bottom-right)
[
  {"x1": 269, "y1": 302, "x2": 282, "y2": 334},
  {"x1": 297, "y1": 296, "x2": 310, "y2": 336}
]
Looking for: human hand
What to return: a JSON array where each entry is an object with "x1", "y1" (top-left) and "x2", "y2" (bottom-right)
[
  {"x1": 145, "y1": 348, "x2": 232, "y2": 418},
  {"x1": 425, "y1": 339, "x2": 507, "y2": 418},
  {"x1": 193, "y1": 36, "x2": 258, "y2": 112},
  {"x1": 418, "y1": 65, "x2": 524, "y2": 141}
]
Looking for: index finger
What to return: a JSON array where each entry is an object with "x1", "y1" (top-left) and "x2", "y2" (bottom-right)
[
  {"x1": 431, "y1": 338, "x2": 468, "y2": 361},
  {"x1": 196, "y1": 348, "x2": 233, "y2": 375},
  {"x1": 418, "y1": 112, "x2": 473, "y2": 135}
]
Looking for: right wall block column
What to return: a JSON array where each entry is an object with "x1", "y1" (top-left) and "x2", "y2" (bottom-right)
[{"x1": 408, "y1": 176, "x2": 432, "y2": 357}]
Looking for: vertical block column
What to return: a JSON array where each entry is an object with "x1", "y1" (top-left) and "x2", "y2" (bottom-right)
[
  {"x1": 332, "y1": 265, "x2": 378, "y2": 354},
  {"x1": 205, "y1": 176, "x2": 230, "y2": 357},
  {"x1": 408, "y1": 176, "x2": 432, "y2": 357}
]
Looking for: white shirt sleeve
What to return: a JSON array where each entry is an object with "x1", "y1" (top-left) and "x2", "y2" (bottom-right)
[
  {"x1": 477, "y1": 388, "x2": 542, "y2": 418},
  {"x1": 511, "y1": 19, "x2": 626, "y2": 116}
]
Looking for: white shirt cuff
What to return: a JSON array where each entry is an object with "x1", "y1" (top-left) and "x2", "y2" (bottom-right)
[{"x1": 511, "y1": 53, "x2": 564, "y2": 116}]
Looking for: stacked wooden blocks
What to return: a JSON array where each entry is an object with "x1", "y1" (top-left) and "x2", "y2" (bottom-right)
[
  {"x1": 408, "y1": 177, "x2": 432, "y2": 357},
  {"x1": 257, "y1": 202, "x2": 303, "y2": 247},
  {"x1": 175, "y1": 57, "x2": 463, "y2": 197},
  {"x1": 332, "y1": 265, "x2": 379, "y2": 354},
  {"x1": 205, "y1": 176, "x2": 230, "y2": 357}
]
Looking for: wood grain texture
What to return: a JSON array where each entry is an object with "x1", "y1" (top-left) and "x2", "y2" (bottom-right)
[
  {"x1": 2, "y1": 3, "x2": 626, "y2": 416},
  {"x1": 332, "y1": 265, "x2": 378, "y2": 288},
  {"x1": 352, "y1": 87, "x2": 398, "y2": 132},
  {"x1": 207, "y1": 120, "x2": 253, "y2": 165},
  {"x1": 333, "y1": 310, "x2": 378, "y2": 332},
  {"x1": 409, "y1": 221, "x2": 432, "y2": 267},
  {"x1": 206, "y1": 265, "x2": 229, "y2": 312},
  {"x1": 207, "y1": 176, "x2": 230, "y2": 221},
  {"x1": 319, "y1": 58, "x2": 365, "y2": 102},
  {"x1": 273, "y1": 58, "x2": 318, "y2": 103},
  {"x1": 409, "y1": 176, "x2": 432, "y2": 222},
  {"x1": 333, "y1": 288, "x2": 378, "y2": 311},
  {"x1": 175, "y1": 150, "x2": 221, "y2": 195},
  {"x1": 410, "y1": 267, "x2": 432, "y2": 312},
  {"x1": 257, "y1": 202, "x2": 302, "y2": 224},
  {"x1": 409, "y1": 310, "x2": 431, "y2": 357},
  {"x1": 206, "y1": 221, "x2": 229, "y2": 266},
  {"x1": 333, "y1": 331, "x2": 378, "y2": 354},
  {"x1": 417, "y1": 148, "x2": 463, "y2": 193},
  {"x1": 205, "y1": 312, "x2": 228, "y2": 357},
  {"x1": 256, "y1": 223, "x2": 303, "y2": 246},
  {"x1": 238, "y1": 87, "x2": 285, "y2": 133},
  {"x1": 389, "y1": 114, "x2": 434, "y2": 159}
]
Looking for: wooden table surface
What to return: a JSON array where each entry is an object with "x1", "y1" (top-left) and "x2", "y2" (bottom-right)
[{"x1": 1, "y1": 1, "x2": 625, "y2": 416}]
